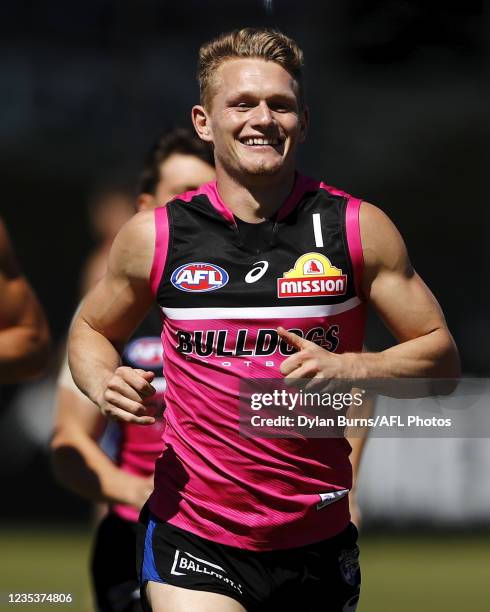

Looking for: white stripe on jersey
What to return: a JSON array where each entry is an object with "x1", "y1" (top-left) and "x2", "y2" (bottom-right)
[
  {"x1": 312, "y1": 213, "x2": 324, "y2": 247},
  {"x1": 161, "y1": 296, "x2": 362, "y2": 320}
]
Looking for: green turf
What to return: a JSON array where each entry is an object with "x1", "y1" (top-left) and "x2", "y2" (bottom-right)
[
  {"x1": 0, "y1": 530, "x2": 488, "y2": 611},
  {"x1": 359, "y1": 534, "x2": 490, "y2": 611},
  {"x1": 0, "y1": 530, "x2": 91, "y2": 612}
]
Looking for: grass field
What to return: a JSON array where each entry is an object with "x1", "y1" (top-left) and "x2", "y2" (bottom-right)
[{"x1": 0, "y1": 529, "x2": 488, "y2": 611}]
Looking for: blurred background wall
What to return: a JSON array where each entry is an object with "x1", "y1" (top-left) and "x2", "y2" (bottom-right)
[{"x1": 0, "y1": 0, "x2": 487, "y2": 526}]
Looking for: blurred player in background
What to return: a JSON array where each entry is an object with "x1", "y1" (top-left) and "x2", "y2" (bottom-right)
[
  {"x1": 81, "y1": 184, "x2": 135, "y2": 295},
  {"x1": 69, "y1": 28, "x2": 459, "y2": 612},
  {"x1": 51, "y1": 128, "x2": 215, "y2": 612},
  {"x1": 0, "y1": 218, "x2": 50, "y2": 384}
]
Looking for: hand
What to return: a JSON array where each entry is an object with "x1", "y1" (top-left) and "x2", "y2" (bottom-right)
[
  {"x1": 278, "y1": 327, "x2": 360, "y2": 391},
  {"x1": 100, "y1": 366, "x2": 156, "y2": 425}
]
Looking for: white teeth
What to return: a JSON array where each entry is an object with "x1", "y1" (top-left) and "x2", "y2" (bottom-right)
[{"x1": 243, "y1": 138, "x2": 279, "y2": 146}]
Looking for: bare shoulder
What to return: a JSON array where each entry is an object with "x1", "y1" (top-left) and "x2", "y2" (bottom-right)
[
  {"x1": 359, "y1": 201, "x2": 411, "y2": 274},
  {"x1": 113, "y1": 209, "x2": 155, "y2": 248},
  {"x1": 107, "y1": 210, "x2": 156, "y2": 282}
]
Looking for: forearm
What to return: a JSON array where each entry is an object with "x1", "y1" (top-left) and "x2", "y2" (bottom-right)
[
  {"x1": 348, "y1": 434, "x2": 368, "y2": 488},
  {"x1": 51, "y1": 430, "x2": 148, "y2": 507},
  {"x1": 347, "y1": 329, "x2": 460, "y2": 398},
  {"x1": 0, "y1": 326, "x2": 50, "y2": 383},
  {"x1": 68, "y1": 318, "x2": 122, "y2": 405},
  {"x1": 355, "y1": 329, "x2": 460, "y2": 380},
  {"x1": 346, "y1": 391, "x2": 374, "y2": 486},
  {"x1": 347, "y1": 433, "x2": 370, "y2": 529}
]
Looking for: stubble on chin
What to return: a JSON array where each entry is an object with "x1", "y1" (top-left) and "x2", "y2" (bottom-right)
[
  {"x1": 238, "y1": 154, "x2": 285, "y2": 177},
  {"x1": 218, "y1": 148, "x2": 285, "y2": 181},
  {"x1": 244, "y1": 164, "x2": 281, "y2": 177}
]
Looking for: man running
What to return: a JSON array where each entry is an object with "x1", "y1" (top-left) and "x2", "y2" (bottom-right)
[
  {"x1": 69, "y1": 28, "x2": 460, "y2": 612},
  {"x1": 0, "y1": 218, "x2": 50, "y2": 384},
  {"x1": 51, "y1": 128, "x2": 214, "y2": 612}
]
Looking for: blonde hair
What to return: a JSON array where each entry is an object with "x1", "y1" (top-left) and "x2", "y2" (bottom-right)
[{"x1": 198, "y1": 27, "x2": 305, "y2": 109}]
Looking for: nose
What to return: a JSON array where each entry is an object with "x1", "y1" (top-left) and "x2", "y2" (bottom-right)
[{"x1": 251, "y1": 101, "x2": 275, "y2": 128}]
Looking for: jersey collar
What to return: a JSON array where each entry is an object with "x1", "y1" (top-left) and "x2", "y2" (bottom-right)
[{"x1": 192, "y1": 173, "x2": 321, "y2": 225}]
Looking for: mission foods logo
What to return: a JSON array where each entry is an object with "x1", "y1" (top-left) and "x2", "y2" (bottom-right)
[
  {"x1": 278, "y1": 252, "x2": 347, "y2": 298},
  {"x1": 171, "y1": 263, "x2": 229, "y2": 292}
]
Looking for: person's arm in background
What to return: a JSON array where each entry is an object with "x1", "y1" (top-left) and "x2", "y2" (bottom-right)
[
  {"x1": 51, "y1": 352, "x2": 153, "y2": 510},
  {"x1": 0, "y1": 218, "x2": 51, "y2": 383},
  {"x1": 346, "y1": 391, "x2": 376, "y2": 528}
]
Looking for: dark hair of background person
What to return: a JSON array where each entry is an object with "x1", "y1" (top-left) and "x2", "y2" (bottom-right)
[{"x1": 139, "y1": 127, "x2": 214, "y2": 196}]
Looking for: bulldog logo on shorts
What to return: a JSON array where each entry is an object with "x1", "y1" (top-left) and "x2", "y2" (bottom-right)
[{"x1": 338, "y1": 547, "x2": 360, "y2": 586}]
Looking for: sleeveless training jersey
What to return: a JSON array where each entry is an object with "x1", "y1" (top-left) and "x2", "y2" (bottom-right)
[
  {"x1": 112, "y1": 306, "x2": 165, "y2": 523},
  {"x1": 148, "y1": 174, "x2": 366, "y2": 550}
]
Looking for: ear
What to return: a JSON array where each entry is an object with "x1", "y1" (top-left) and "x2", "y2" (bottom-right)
[
  {"x1": 299, "y1": 105, "x2": 309, "y2": 144},
  {"x1": 192, "y1": 105, "x2": 213, "y2": 143},
  {"x1": 137, "y1": 193, "x2": 156, "y2": 212}
]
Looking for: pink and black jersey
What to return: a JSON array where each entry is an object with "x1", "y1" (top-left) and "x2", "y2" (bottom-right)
[
  {"x1": 112, "y1": 307, "x2": 166, "y2": 523},
  {"x1": 148, "y1": 173, "x2": 366, "y2": 550}
]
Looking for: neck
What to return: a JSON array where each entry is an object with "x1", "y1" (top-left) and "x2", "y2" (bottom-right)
[{"x1": 215, "y1": 167, "x2": 296, "y2": 223}]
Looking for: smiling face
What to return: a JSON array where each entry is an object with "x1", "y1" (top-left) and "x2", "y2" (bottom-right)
[{"x1": 193, "y1": 58, "x2": 308, "y2": 186}]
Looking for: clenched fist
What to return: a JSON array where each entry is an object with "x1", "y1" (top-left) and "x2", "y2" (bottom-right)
[{"x1": 100, "y1": 366, "x2": 157, "y2": 425}]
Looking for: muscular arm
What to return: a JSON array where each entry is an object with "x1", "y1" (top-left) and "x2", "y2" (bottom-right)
[
  {"x1": 68, "y1": 211, "x2": 157, "y2": 423},
  {"x1": 279, "y1": 202, "x2": 460, "y2": 387},
  {"x1": 0, "y1": 218, "x2": 51, "y2": 383},
  {"x1": 356, "y1": 203, "x2": 460, "y2": 380},
  {"x1": 51, "y1": 362, "x2": 153, "y2": 509}
]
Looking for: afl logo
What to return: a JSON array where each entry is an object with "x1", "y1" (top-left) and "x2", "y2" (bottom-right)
[
  {"x1": 125, "y1": 337, "x2": 163, "y2": 368},
  {"x1": 171, "y1": 262, "x2": 229, "y2": 293}
]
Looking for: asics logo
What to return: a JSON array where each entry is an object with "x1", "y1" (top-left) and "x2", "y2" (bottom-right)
[{"x1": 245, "y1": 261, "x2": 269, "y2": 284}]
